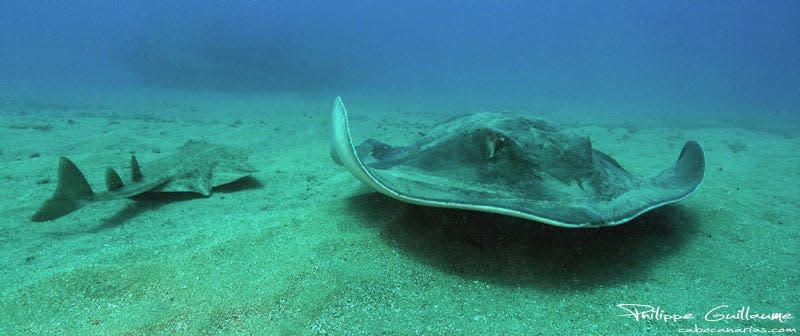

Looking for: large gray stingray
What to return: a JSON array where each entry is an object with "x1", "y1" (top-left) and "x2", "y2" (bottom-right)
[
  {"x1": 32, "y1": 140, "x2": 257, "y2": 222},
  {"x1": 331, "y1": 97, "x2": 705, "y2": 228}
]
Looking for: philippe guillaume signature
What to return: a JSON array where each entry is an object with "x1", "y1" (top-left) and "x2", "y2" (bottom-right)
[{"x1": 616, "y1": 304, "x2": 793, "y2": 323}]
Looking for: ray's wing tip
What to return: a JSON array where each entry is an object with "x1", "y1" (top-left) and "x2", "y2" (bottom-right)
[{"x1": 678, "y1": 140, "x2": 706, "y2": 182}]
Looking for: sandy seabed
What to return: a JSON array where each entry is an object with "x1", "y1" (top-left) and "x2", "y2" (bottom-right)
[{"x1": 0, "y1": 92, "x2": 797, "y2": 335}]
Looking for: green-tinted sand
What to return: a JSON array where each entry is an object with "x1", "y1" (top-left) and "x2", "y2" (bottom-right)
[{"x1": 1, "y1": 92, "x2": 797, "y2": 335}]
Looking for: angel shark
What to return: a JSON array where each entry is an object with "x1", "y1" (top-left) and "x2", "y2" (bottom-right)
[{"x1": 32, "y1": 140, "x2": 257, "y2": 222}]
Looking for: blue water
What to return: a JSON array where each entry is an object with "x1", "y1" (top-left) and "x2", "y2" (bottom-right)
[{"x1": 2, "y1": 1, "x2": 798, "y2": 123}]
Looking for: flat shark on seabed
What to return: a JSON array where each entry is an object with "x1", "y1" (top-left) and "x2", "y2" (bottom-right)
[{"x1": 31, "y1": 140, "x2": 258, "y2": 222}]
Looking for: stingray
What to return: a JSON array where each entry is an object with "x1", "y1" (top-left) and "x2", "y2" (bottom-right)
[
  {"x1": 330, "y1": 97, "x2": 705, "y2": 228},
  {"x1": 31, "y1": 140, "x2": 258, "y2": 222}
]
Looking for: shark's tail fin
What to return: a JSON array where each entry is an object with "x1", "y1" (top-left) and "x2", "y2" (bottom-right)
[{"x1": 31, "y1": 157, "x2": 95, "y2": 222}]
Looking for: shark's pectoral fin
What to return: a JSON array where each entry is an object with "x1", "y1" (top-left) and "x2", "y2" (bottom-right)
[
  {"x1": 31, "y1": 157, "x2": 95, "y2": 222},
  {"x1": 196, "y1": 173, "x2": 213, "y2": 196}
]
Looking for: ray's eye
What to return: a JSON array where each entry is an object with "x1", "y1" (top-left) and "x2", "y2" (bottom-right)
[
  {"x1": 484, "y1": 132, "x2": 508, "y2": 159},
  {"x1": 371, "y1": 143, "x2": 393, "y2": 160}
]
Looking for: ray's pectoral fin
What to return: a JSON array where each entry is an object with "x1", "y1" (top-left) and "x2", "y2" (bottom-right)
[
  {"x1": 651, "y1": 140, "x2": 705, "y2": 192},
  {"x1": 31, "y1": 157, "x2": 96, "y2": 222}
]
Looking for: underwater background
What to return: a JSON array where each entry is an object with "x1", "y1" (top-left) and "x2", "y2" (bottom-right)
[
  {"x1": 1, "y1": 1, "x2": 798, "y2": 335},
  {"x1": 3, "y1": 0, "x2": 799, "y2": 125}
]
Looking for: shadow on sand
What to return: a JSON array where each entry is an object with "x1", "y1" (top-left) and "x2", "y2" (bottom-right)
[
  {"x1": 85, "y1": 176, "x2": 264, "y2": 232},
  {"x1": 345, "y1": 193, "x2": 700, "y2": 291}
]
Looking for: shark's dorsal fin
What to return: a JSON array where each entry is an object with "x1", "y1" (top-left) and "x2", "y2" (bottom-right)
[
  {"x1": 31, "y1": 157, "x2": 95, "y2": 222},
  {"x1": 131, "y1": 155, "x2": 143, "y2": 182},
  {"x1": 105, "y1": 167, "x2": 124, "y2": 191}
]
